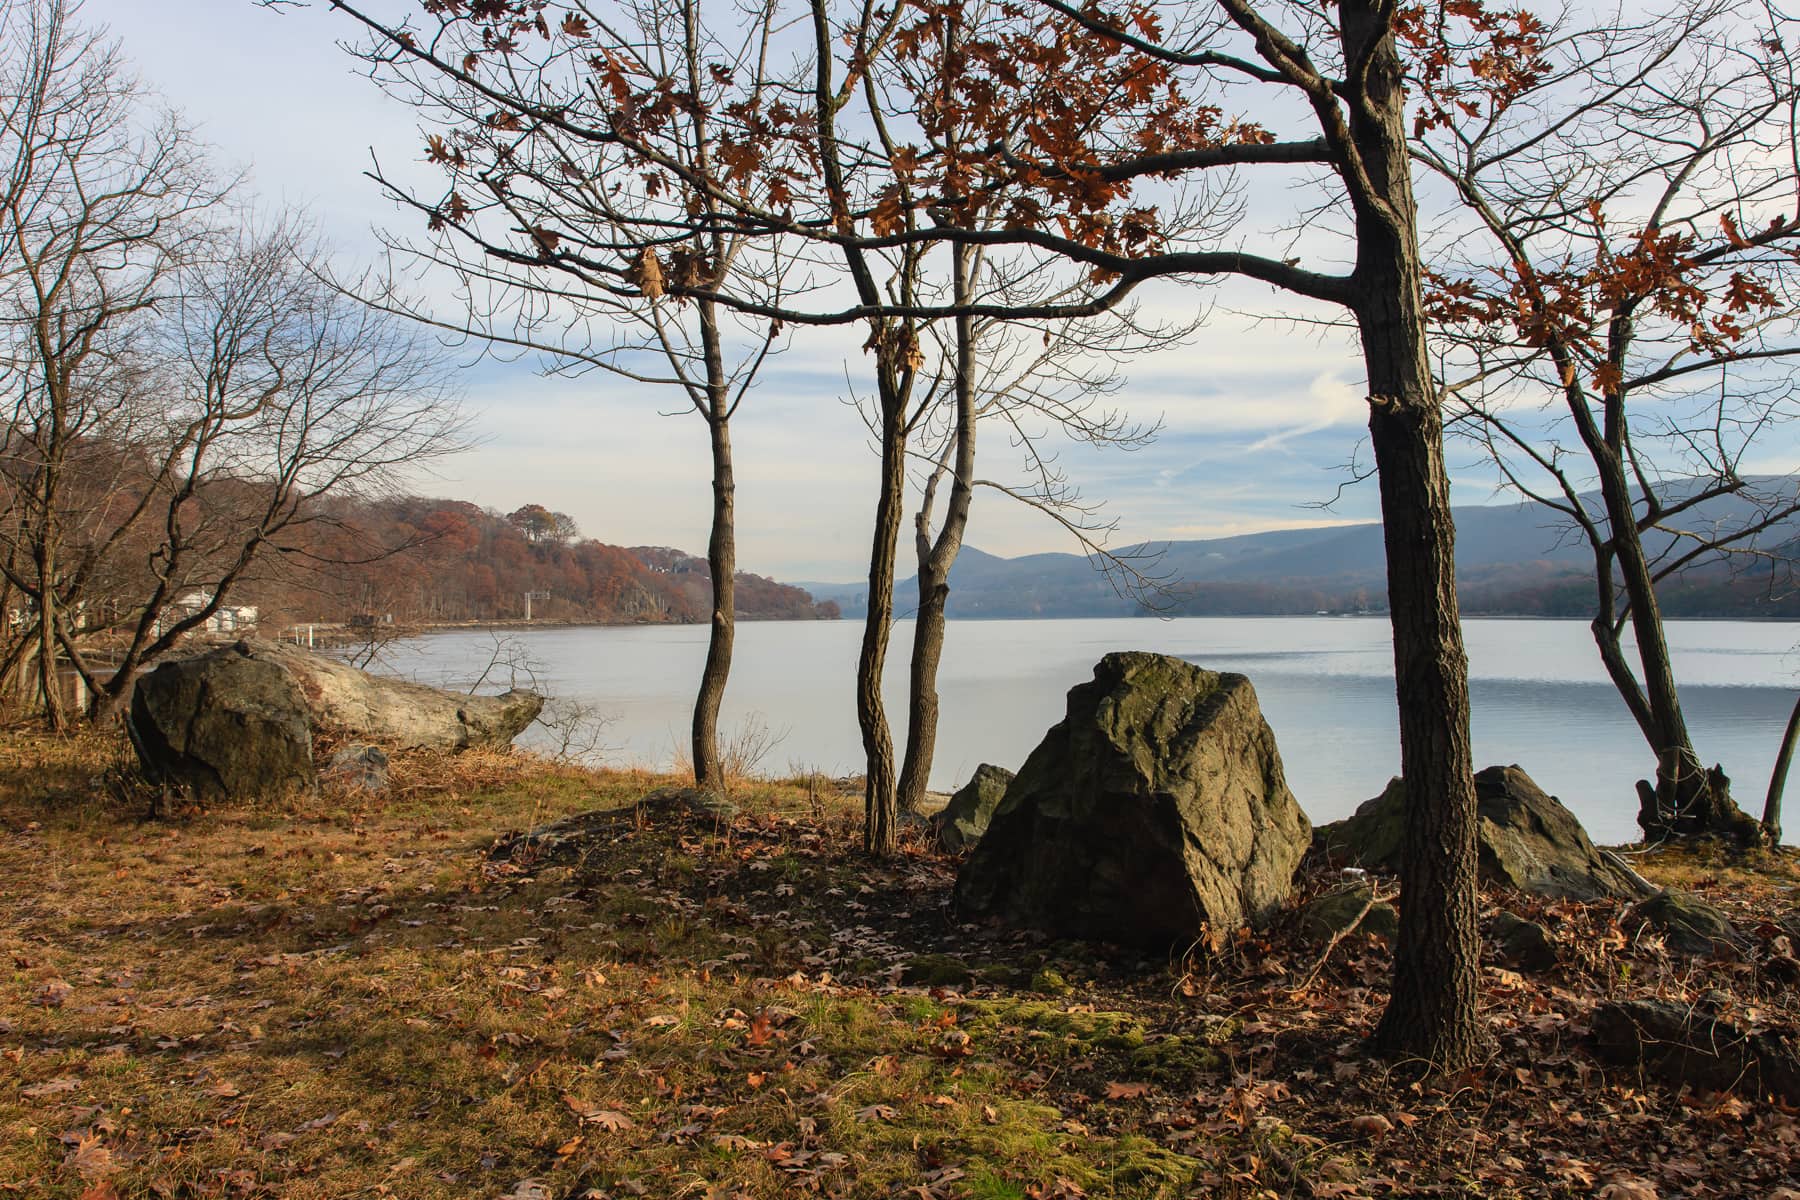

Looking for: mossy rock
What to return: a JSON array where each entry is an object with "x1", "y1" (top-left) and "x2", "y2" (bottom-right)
[
  {"x1": 932, "y1": 763, "x2": 1016, "y2": 852},
  {"x1": 1628, "y1": 889, "x2": 1745, "y2": 956},
  {"x1": 901, "y1": 953, "x2": 977, "y2": 987},
  {"x1": 1298, "y1": 882, "x2": 1397, "y2": 943},
  {"x1": 955, "y1": 652, "x2": 1312, "y2": 946},
  {"x1": 1315, "y1": 765, "x2": 1649, "y2": 901},
  {"x1": 976, "y1": 962, "x2": 1029, "y2": 987},
  {"x1": 1030, "y1": 968, "x2": 1074, "y2": 995}
]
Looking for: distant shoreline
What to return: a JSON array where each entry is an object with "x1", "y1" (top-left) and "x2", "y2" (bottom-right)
[{"x1": 379, "y1": 610, "x2": 1800, "y2": 639}]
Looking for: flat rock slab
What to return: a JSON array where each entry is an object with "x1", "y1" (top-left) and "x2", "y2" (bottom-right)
[
  {"x1": 954, "y1": 652, "x2": 1311, "y2": 947},
  {"x1": 242, "y1": 640, "x2": 542, "y2": 751}
]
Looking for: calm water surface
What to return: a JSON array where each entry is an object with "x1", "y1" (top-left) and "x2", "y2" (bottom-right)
[{"x1": 384, "y1": 617, "x2": 1800, "y2": 844}]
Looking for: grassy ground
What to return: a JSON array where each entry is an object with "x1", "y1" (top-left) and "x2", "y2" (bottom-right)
[{"x1": 2, "y1": 730, "x2": 1796, "y2": 1199}]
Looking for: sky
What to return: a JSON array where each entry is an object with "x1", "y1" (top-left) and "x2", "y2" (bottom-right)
[{"x1": 75, "y1": 0, "x2": 1546, "y2": 581}]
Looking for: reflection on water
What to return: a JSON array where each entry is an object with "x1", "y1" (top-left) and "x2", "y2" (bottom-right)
[{"x1": 386, "y1": 616, "x2": 1800, "y2": 845}]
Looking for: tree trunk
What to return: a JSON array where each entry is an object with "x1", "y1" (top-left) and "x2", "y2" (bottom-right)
[
  {"x1": 1340, "y1": 0, "x2": 1485, "y2": 1070},
  {"x1": 1591, "y1": 459, "x2": 1756, "y2": 841},
  {"x1": 35, "y1": 540, "x2": 63, "y2": 730},
  {"x1": 692, "y1": 412, "x2": 736, "y2": 791},
  {"x1": 1764, "y1": 693, "x2": 1800, "y2": 845},
  {"x1": 0, "y1": 625, "x2": 37, "y2": 716},
  {"x1": 859, "y1": 391, "x2": 907, "y2": 856},
  {"x1": 692, "y1": 375, "x2": 736, "y2": 791},
  {"x1": 896, "y1": 567, "x2": 948, "y2": 818},
  {"x1": 897, "y1": 258, "x2": 978, "y2": 818}
]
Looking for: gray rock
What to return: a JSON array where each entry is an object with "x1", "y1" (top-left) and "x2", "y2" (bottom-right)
[
  {"x1": 1315, "y1": 765, "x2": 1651, "y2": 901},
  {"x1": 1594, "y1": 999, "x2": 1800, "y2": 1101},
  {"x1": 1627, "y1": 889, "x2": 1745, "y2": 956},
  {"x1": 1299, "y1": 883, "x2": 1398, "y2": 943},
  {"x1": 1492, "y1": 911, "x2": 1559, "y2": 972},
  {"x1": 129, "y1": 640, "x2": 545, "y2": 802},
  {"x1": 954, "y1": 652, "x2": 1312, "y2": 947},
  {"x1": 930, "y1": 764, "x2": 1015, "y2": 852},
  {"x1": 128, "y1": 650, "x2": 315, "y2": 801},
  {"x1": 323, "y1": 743, "x2": 390, "y2": 793},
  {"x1": 239, "y1": 640, "x2": 543, "y2": 751}
]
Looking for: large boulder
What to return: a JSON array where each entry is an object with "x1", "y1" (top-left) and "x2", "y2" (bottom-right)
[
  {"x1": 930, "y1": 764, "x2": 1015, "y2": 852},
  {"x1": 1314, "y1": 765, "x2": 1652, "y2": 901},
  {"x1": 954, "y1": 652, "x2": 1312, "y2": 947},
  {"x1": 129, "y1": 640, "x2": 545, "y2": 800},
  {"x1": 128, "y1": 648, "x2": 316, "y2": 801}
]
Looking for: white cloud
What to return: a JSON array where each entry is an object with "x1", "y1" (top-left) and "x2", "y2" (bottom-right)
[{"x1": 82, "y1": 0, "x2": 1662, "y2": 582}]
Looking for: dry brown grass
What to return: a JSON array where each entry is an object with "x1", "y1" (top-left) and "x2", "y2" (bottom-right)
[
  {"x1": 0, "y1": 732, "x2": 1193, "y2": 1200},
  {"x1": 3, "y1": 729, "x2": 1794, "y2": 1200}
]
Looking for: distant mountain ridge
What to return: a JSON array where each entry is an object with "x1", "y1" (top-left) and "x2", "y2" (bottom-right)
[{"x1": 799, "y1": 481, "x2": 1800, "y2": 620}]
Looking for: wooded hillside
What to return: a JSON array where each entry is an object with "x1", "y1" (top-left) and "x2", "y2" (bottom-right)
[{"x1": 248, "y1": 497, "x2": 838, "y2": 630}]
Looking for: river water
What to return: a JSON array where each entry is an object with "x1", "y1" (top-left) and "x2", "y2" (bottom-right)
[{"x1": 382, "y1": 616, "x2": 1800, "y2": 845}]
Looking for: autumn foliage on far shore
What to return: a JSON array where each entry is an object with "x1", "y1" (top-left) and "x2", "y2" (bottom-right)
[{"x1": 246, "y1": 495, "x2": 838, "y2": 630}]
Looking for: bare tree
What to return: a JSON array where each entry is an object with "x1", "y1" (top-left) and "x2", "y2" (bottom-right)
[
  {"x1": 894, "y1": 252, "x2": 1172, "y2": 818},
  {"x1": 0, "y1": 210, "x2": 463, "y2": 723},
  {"x1": 1417, "y1": 0, "x2": 1800, "y2": 843},
  {"x1": 331, "y1": 0, "x2": 798, "y2": 795},
  {"x1": 0, "y1": 0, "x2": 228, "y2": 725}
]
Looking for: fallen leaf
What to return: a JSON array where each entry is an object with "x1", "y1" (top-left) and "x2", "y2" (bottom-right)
[
  {"x1": 1103, "y1": 1081, "x2": 1151, "y2": 1100},
  {"x1": 35, "y1": 979, "x2": 73, "y2": 1008},
  {"x1": 62, "y1": 1134, "x2": 114, "y2": 1182},
  {"x1": 22, "y1": 1077, "x2": 79, "y2": 1099},
  {"x1": 854, "y1": 1103, "x2": 899, "y2": 1122},
  {"x1": 564, "y1": 1096, "x2": 635, "y2": 1130}
]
